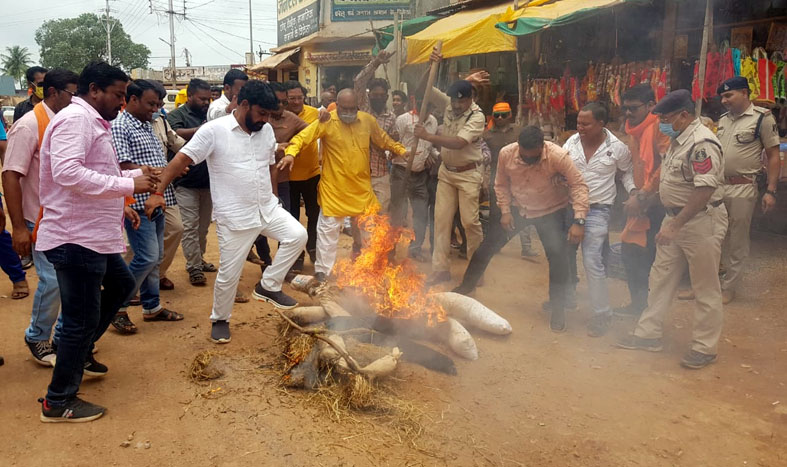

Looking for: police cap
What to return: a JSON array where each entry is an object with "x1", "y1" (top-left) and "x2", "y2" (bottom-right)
[
  {"x1": 717, "y1": 76, "x2": 749, "y2": 95},
  {"x1": 652, "y1": 89, "x2": 693, "y2": 115},
  {"x1": 446, "y1": 80, "x2": 473, "y2": 99}
]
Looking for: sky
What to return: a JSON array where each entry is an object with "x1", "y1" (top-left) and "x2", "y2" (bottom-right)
[{"x1": 0, "y1": 0, "x2": 279, "y2": 69}]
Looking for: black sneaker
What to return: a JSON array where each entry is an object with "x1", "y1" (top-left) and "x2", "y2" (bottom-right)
[
  {"x1": 541, "y1": 299, "x2": 578, "y2": 313},
  {"x1": 680, "y1": 350, "x2": 717, "y2": 369},
  {"x1": 39, "y1": 397, "x2": 105, "y2": 423},
  {"x1": 83, "y1": 355, "x2": 108, "y2": 377},
  {"x1": 613, "y1": 303, "x2": 643, "y2": 317},
  {"x1": 211, "y1": 320, "x2": 231, "y2": 344},
  {"x1": 253, "y1": 283, "x2": 298, "y2": 309},
  {"x1": 587, "y1": 313, "x2": 612, "y2": 337},
  {"x1": 307, "y1": 249, "x2": 316, "y2": 264},
  {"x1": 289, "y1": 257, "x2": 304, "y2": 274},
  {"x1": 616, "y1": 335, "x2": 664, "y2": 352},
  {"x1": 25, "y1": 339, "x2": 56, "y2": 367}
]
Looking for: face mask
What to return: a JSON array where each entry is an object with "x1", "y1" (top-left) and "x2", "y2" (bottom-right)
[
  {"x1": 151, "y1": 110, "x2": 161, "y2": 120},
  {"x1": 339, "y1": 112, "x2": 357, "y2": 124},
  {"x1": 659, "y1": 122, "x2": 680, "y2": 139},
  {"x1": 33, "y1": 85, "x2": 44, "y2": 100}
]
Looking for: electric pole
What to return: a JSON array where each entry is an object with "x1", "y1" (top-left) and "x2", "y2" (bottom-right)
[
  {"x1": 168, "y1": 0, "x2": 177, "y2": 87},
  {"x1": 249, "y1": 0, "x2": 254, "y2": 64},
  {"x1": 104, "y1": 0, "x2": 114, "y2": 64}
]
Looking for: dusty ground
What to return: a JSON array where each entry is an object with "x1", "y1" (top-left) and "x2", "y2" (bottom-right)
[{"x1": 1, "y1": 219, "x2": 786, "y2": 467}]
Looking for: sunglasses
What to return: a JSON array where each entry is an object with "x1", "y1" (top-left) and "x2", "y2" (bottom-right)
[{"x1": 493, "y1": 112, "x2": 511, "y2": 118}]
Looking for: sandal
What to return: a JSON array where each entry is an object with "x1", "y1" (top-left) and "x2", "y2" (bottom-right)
[
  {"x1": 189, "y1": 270, "x2": 207, "y2": 286},
  {"x1": 235, "y1": 291, "x2": 249, "y2": 304},
  {"x1": 111, "y1": 312, "x2": 138, "y2": 334},
  {"x1": 12, "y1": 280, "x2": 30, "y2": 300},
  {"x1": 143, "y1": 308, "x2": 184, "y2": 322},
  {"x1": 201, "y1": 262, "x2": 217, "y2": 273}
]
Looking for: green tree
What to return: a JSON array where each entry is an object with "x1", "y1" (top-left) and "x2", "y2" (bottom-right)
[
  {"x1": 35, "y1": 13, "x2": 150, "y2": 73},
  {"x1": 1, "y1": 45, "x2": 32, "y2": 89}
]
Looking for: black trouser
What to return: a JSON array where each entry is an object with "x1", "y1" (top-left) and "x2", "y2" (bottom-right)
[
  {"x1": 389, "y1": 165, "x2": 429, "y2": 254},
  {"x1": 458, "y1": 208, "x2": 571, "y2": 310},
  {"x1": 43, "y1": 244, "x2": 135, "y2": 405},
  {"x1": 254, "y1": 182, "x2": 292, "y2": 264},
  {"x1": 288, "y1": 174, "x2": 320, "y2": 263},
  {"x1": 621, "y1": 203, "x2": 665, "y2": 312}
]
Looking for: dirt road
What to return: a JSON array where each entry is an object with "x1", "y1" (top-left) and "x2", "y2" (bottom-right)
[{"x1": 1, "y1": 224, "x2": 785, "y2": 466}]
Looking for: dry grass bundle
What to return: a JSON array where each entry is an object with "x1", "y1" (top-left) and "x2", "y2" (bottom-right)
[
  {"x1": 283, "y1": 333, "x2": 316, "y2": 372},
  {"x1": 188, "y1": 350, "x2": 224, "y2": 382}
]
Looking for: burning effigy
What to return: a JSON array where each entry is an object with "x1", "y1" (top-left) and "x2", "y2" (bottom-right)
[{"x1": 276, "y1": 207, "x2": 512, "y2": 400}]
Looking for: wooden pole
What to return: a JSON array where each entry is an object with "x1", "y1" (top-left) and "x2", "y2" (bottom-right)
[
  {"x1": 695, "y1": 0, "x2": 713, "y2": 116},
  {"x1": 515, "y1": 42, "x2": 525, "y2": 127},
  {"x1": 405, "y1": 41, "x2": 443, "y2": 187},
  {"x1": 393, "y1": 11, "x2": 401, "y2": 91}
]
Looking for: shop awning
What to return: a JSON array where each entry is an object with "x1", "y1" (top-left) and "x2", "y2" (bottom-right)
[
  {"x1": 249, "y1": 47, "x2": 300, "y2": 72},
  {"x1": 374, "y1": 15, "x2": 440, "y2": 51},
  {"x1": 405, "y1": 3, "x2": 547, "y2": 65},
  {"x1": 496, "y1": 0, "x2": 645, "y2": 36}
]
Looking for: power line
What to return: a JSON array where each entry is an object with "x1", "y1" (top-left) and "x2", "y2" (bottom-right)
[
  {"x1": 187, "y1": 17, "x2": 276, "y2": 45},
  {"x1": 181, "y1": 20, "x2": 239, "y2": 63}
]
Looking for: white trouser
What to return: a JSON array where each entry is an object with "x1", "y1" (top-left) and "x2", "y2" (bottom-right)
[
  {"x1": 315, "y1": 210, "x2": 344, "y2": 275},
  {"x1": 210, "y1": 206, "x2": 307, "y2": 322}
]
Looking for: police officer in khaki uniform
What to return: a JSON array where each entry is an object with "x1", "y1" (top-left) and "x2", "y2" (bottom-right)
[
  {"x1": 415, "y1": 79, "x2": 486, "y2": 285},
  {"x1": 617, "y1": 90, "x2": 729, "y2": 370},
  {"x1": 716, "y1": 77, "x2": 781, "y2": 304}
]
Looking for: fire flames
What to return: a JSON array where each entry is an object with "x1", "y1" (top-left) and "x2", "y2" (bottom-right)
[{"x1": 334, "y1": 207, "x2": 446, "y2": 326}]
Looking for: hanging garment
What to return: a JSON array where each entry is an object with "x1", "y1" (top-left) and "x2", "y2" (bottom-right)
[
  {"x1": 704, "y1": 51, "x2": 722, "y2": 100},
  {"x1": 692, "y1": 60, "x2": 701, "y2": 101},
  {"x1": 657, "y1": 66, "x2": 668, "y2": 101},
  {"x1": 721, "y1": 48, "x2": 735, "y2": 81},
  {"x1": 732, "y1": 48, "x2": 742, "y2": 76},
  {"x1": 754, "y1": 47, "x2": 775, "y2": 103},
  {"x1": 772, "y1": 52, "x2": 786, "y2": 102},
  {"x1": 740, "y1": 53, "x2": 759, "y2": 100}
]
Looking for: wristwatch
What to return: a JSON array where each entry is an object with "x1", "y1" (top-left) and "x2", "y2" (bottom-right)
[
  {"x1": 573, "y1": 218, "x2": 586, "y2": 226},
  {"x1": 765, "y1": 189, "x2": 777, "y2": 198}
]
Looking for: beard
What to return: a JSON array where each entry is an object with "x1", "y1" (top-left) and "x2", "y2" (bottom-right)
[
  {"x1": 245, "y1": 113, "x2": 265, "y2": 132},
  {"x1": 370, "y1": 99, "x2": 386, "y2": 113}
]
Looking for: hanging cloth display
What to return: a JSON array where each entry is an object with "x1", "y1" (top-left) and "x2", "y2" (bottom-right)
[
  {"x1": 740, "y1": 52, "x2": 759, "y2": 100},
  {"x1": 703, "y1": 50, "x2": 722, "y2": 100},
  {"x1": 732, "y1": 48, "x2": 742, "y2": 76},
  {"x1": 772, "y1": 52, "x2": 786, "y2": 103},
  {"x1": 691, "y1": 60, "x2": 701, "y2": 101},
  {"x1": 754, "y1": 47, "x2": 775, "y2": 103},
  {"x1": 656, "y1": 65, "x2": 668, "y2": 102},
  {"x1": 719, "y1": 41, "x2": 735, "y2": 81}
]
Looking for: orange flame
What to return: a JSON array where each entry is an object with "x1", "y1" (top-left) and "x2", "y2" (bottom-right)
[{"x1": 334, "y1": 207, "x2": 446, "y2": 326}]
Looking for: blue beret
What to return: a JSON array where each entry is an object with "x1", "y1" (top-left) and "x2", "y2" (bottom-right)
[
  {"x1": 447, "y1": 80, "x2": 473, "y2": 99},
  {"x1": 717, "y1": 76, "x2": 749, "y2": 94},
  {"x1": 652, "y1": 89, "x2": 693, "y2": 115}
]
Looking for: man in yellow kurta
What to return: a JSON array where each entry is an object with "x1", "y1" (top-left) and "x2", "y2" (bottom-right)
[{"x1": 281, "y1": 89, "x2": 406, "y2": 280}]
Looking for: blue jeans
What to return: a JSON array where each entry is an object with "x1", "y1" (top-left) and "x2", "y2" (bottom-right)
[
  {"x1": 570, "y1": 206, "x2": 612, "y2": 315},
  {"x1": 0, "y1": 229, "x2": 25, "y2": 283},
  {"x1": 123, "y1": 210, "x2": 165, "y2": 313},
  {"x1": 24, "y1": 221, "x2": 63, "y2": 343},
  {"x1": 43, "y1": 244, "x2": 135, "y2": 405}
]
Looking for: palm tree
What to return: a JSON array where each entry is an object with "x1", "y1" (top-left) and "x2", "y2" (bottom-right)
[{"x1": 1, "y1": 46, "x2": 32, "y2": 89}]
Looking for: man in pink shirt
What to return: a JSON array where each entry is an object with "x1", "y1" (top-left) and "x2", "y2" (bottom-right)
[
  {"x1": 452, "y1": 126, "x2": 589, "y2": 332},
  {"x1": 2, "y1": 68, "x2": 79, "y2": 367},
  {"x1": 35, "y1": 61, "x2": 159, "y2": 423}
]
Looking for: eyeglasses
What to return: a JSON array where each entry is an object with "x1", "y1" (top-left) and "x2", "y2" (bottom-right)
[
  {"x1": 287, "y1": 95, "x2": 304, "y2": 102},
  {"x1": 493, "y1": 112, "x2": 511, "y2": 118},
  {"x1": 658, "y1": 110, "x2": 681, "y2": 123},
  {"x1": 621, "y1": 103, "x2": 645, "y2": 113},
  {"x1": 60, "y1": 89, "x2": 77, "y2": 97}
]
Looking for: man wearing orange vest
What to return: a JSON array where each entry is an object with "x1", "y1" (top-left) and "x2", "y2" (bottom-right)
[{"x1": 2, "y1": 68, "x2": 80, "y2": 367}]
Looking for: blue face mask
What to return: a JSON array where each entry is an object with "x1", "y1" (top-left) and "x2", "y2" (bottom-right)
[
  {"x1": 659, "y1": 122, "x2": 680, "y2": 138},
  {"x1": 151, "y1": 110, "x2": 161, "y2": 120}
]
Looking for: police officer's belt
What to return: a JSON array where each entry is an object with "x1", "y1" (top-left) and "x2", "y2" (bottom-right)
[
  {"x1": 444, "y1": 161, "x2": 479, "y2": 173},
  {"x1": 725, "y1": 175, "x2": 755, "y2": 185},
  {"x1": 664, "y1": 199, "x2": 723, "y2": 217}
]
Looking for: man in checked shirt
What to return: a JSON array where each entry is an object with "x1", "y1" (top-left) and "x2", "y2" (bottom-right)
[
  {"x1": 354, "y1": 50, "x2": 400, "y2": 212},
  {"x1": 110, "y1": 79, "x2": 184, "y2": 334}
]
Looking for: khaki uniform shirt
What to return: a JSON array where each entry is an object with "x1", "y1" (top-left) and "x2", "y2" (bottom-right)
[
  {"x1": 429, "y1": 88, "x2": 486, "y2": 167},
  {"x1": 659, "y1": 118, "x2": 724, "y2": 208},
  {"x1": 717, "y1": 103, "x2": 780, "y2": 177}
]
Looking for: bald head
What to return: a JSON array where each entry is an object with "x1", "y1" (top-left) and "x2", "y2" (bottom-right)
[
  {"x1": 336, "y1": 89, "x2": 359, "y2": 124},
  {"x1": 320, "y1": 91, "x2": 335, "y2": 108}
]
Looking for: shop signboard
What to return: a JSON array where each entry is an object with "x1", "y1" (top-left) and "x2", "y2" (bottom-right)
[
  {"x1": 278, "y1": 0, "x2": 320, "y2": 46},
  {"x1": 331, "y1": 0, "x2": 412, "y2": 22}
]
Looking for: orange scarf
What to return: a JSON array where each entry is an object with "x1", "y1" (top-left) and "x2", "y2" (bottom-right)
[
  {"x1": 30, "y1": 104, "x2": 51, "y2": 243},
  {"x1": 621, "y1": 114, "x2": 660, "y2": 248}
]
